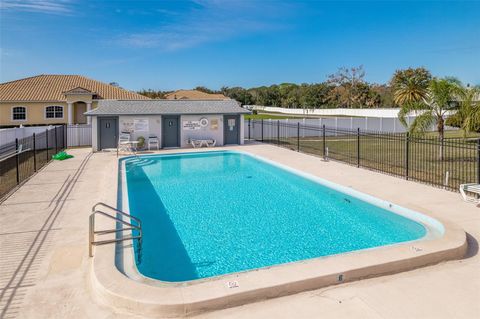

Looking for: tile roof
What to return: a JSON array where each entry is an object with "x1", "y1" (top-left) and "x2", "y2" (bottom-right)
[
  {"x1": 85, "y1": 99, "x2": 250, "y2": 115},
  {"x1": 164, "y1": 90, "x2": 228, "y2": 100},
  {"x1": 0, "y1": 75, "x2": 150, "y2": 101}
]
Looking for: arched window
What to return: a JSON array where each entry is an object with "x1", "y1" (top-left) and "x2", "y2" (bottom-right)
[
  {"x1": 45, "y1": 106, "x2": 63, "y2": 119},
  {"x1": 12, "y1": 106, "x2": 26, "y2": 121}
]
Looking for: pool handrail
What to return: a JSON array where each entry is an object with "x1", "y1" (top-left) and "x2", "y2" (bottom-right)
[{"x1": 89, "y1": 202, "x2": 142, "y2": 257}]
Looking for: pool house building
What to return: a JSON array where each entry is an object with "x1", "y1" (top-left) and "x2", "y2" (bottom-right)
[{"x1": 85, "y1": 99, "x2": 250, "y2": 151}]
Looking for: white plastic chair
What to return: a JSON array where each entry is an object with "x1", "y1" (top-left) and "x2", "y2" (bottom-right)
[
  {"x1": 148, "y1": 135, "x2": 160, "y2": 150},
  {"x1": 118, "y1": 132, "x2": 131, "y2": 153}
]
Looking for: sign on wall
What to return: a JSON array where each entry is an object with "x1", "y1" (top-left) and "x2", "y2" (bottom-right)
[
  {"x1": 199, "y1": 118, "x2": 209, "y2": 127},
  {"x1": 210, "y1": 119, "x2": 218, "y2": 130},
  {"x1": 134, "y1": 118, "x2": 149, "y2": 132},
  {"x1": 183, "y1": 121, "x2": 201, "y2": 130},
  {"x1": 121, "y1": 120, "x2": 134, "y2": 133}
]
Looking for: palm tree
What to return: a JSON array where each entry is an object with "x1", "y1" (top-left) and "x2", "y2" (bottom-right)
[
  {"x1": 398, "y1": 78, "x2": 461, "y2": 159},
  {"x1": 393, "y1": 77, "x2": 430, "y2": 106},
  {"x1": 391, "y1": 67, "x2": 431, "y2": 106},
  {"x1": 457, "y1": 85, "x2": 480, "y2": 135}
]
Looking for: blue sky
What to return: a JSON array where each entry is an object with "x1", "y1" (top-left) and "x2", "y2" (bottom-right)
[{"x1": 1, "y1": 0, "x2": 479, "y2": 91}]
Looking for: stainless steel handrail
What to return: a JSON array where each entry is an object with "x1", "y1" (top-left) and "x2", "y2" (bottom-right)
[
  {"x1": 92, "y1": 202, "x2": 142, "y2": 226},
  {"x1": 89, "y1": 202, "x2": 142, "y2": 257}
]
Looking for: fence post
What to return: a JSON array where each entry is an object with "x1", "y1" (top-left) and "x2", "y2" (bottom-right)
[
  {"x1": 248, "y1": 119, "x2": 251, "y2": 140},
  {"x1": 15, "y1": 138, "x2": 20, "y2": 184},
  {"x1": 54, "y1": 126, "x2": 58, "y2": 154},
  {"x1": 46, "y1": 128, "x2": 49, "y2": 161},
  {"x1": 405, "y1": 132, "x2": 410, "y2": 180},
  {"x1": 65, "y1": 124, "x2": 68, "y2": 149},
  {"x1": 277, "y1": 120, "x2": 280, "y2": 145},
  {"x1": 477, "y1": 139, "x2": 480, "y2": 185},
  {"x1": 357, "y1": 128, "x2": 360, "y2": 168},
  {"x1": 261, "y1": 119, "x2": 264, "y2": 142},
  {"x1": 77, "y1": 124, "x2": 80, "y2": 147},
  {"x1": 323, "y1": 125, "x2": 326, "y2": 156},
  {"x1": 297, "y1": 122, "x2": 300, "y2": 152},
  {"x1": 33, "y1": 133, "x2": 37, "y2": 172}
]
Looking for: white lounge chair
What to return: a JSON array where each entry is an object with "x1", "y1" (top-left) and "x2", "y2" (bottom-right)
[
  {"x1": 189, "y1": 139, "x2": 216, "y2": 148},
  {"x1": 459, "y1": 183, "x2": 480, "y2": 203}
]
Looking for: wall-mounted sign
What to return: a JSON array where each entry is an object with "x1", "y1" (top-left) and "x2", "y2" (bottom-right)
[
  {"x1": 134, "y1": 118, "x2": 149, "y2": 132},
  {"x1": 183, "y1": 120, "x2": 201, "y2": 130},
  {"x1": 121, "y1": 120, "x2": 134, "y2": 133},
  {"x1": 199, "y1": 118, "x2": 209, "y2": 127},
  {"x1": 210, "y1": 119, "x2": 218, "y2": 130}
]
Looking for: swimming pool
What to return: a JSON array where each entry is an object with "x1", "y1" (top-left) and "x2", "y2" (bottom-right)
[{"x1": 122, "y1": 150, "x2": 437, "y2": 282}]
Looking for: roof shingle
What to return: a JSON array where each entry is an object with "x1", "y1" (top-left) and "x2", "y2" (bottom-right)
[
  {"x1": 0, "y1": 75, "x2": 150, "y2": 101},
  {"x1": 85, "y1": 99, "x2": 250, "y2": 115},
  {"x1": 164, "y1": 90, "x2": 228, "y2": 100}
]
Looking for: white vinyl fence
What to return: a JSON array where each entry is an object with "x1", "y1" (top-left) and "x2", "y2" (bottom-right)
[
  {"x1": 245, "y1": 117, "x2": 415, "y2": 139},
  {"x1": 67, "y1": 124, "x2": 92, "y2": 147},
  {"x1": 0, "y1": 124, "x2": 92, "y2": 148},
  {"x1": 245, "y1": 117, "x2": 457, "y2": 139},
  {"x1": 0, "y1": 126, "x2": 57, "y2": 146},
  {"x1": 252, "y1": 106, "x2": 403, "y2": 118}
]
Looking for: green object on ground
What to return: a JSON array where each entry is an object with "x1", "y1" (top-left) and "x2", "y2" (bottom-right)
[{"x1": 52, "y1": 151, "x2": 74, "y2": 161}]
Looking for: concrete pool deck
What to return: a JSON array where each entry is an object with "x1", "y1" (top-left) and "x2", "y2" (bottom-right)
[{"x1": 0, "y1": 144, "x2": 479, "y2": 318}]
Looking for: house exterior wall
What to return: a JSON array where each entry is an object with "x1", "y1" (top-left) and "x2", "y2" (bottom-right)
[
  {"x1": 91, "y1": 113, "x2": 244, "y2": 151},
  {"x1": 66, "y1": 94, "x2": 93, "y2": 104},
  {"x1": 118, "y1": 115, "x2": 162, "y2": 146},
  {"x1": 0, "y1": 101, "x2": 99, "y2": 126},
  {"x1": 180, "y1": 114, "x2": 224, "y2": 147}
]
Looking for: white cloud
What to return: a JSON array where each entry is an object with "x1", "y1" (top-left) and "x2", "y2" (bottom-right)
[
  {"x1": 0, "y1": 0, "x2": 73, "y2": 15},
  {"x1": 117, "y1": 1, "x2": 288, "y2": 51}
]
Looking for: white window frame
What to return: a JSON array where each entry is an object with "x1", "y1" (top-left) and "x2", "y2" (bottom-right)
[
  {"x1": 11, "y1": 106, "x2": 27, "y2": 121},
  {"x1": 45, "y1": 105, "x2": 64, "y2": 120}
]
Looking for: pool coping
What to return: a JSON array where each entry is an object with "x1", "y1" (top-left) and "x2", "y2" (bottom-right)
[{"x1": 89, "y1": 149, "x2": 468, "y2": 318}]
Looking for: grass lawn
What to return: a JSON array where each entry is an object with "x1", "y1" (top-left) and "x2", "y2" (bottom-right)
[
  {"x1": 425, "y1": 130, "x2": 480, "y2": 139},
  {"x1": 261, "y1": 133, "x2": 478, "y2": 191}
]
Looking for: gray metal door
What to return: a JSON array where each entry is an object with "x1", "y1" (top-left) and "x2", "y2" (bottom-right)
[
  {"x1": 99, "y1": 117, "x2": 117, "y2": 150},
  {"x1": 162, "y1": 116, "x2": 180, "y2": 147},
  {"x1": 224, "y1": 115, "x2": 240, "y2": 144}
]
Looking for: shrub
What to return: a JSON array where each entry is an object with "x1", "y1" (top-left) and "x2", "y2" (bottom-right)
[{"x1": 137, "y1": 136, "x2": 145, "y2": 148}]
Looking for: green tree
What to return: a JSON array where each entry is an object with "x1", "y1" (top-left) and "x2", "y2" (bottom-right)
[
  {"x1": 299, "y1": 83, "x2": 334, "y2": 108},
  {"x1": 327, "y1": 65, "x2": 366, "y2": 108},
  {"x1": 457, "y1": 85, "x2": 480, "y2": 134},
  {"x1": 398, "y1": 78, "x2": 461, "y2": 159},
  {"x1": 221, "y1": 86, "x2": 255, "y2": 105},
  {"x1": 137, "y1": 89, "x2": 167, "y2": 99},
  {"x1": 194, "y1": 86, "x2": 217, "y2": 94},
  {"x1": 390, "y1": 67, "x2": 432, "y2": 106}
]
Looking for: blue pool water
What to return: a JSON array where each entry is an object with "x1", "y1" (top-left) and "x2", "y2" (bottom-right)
[{"x1": 123, "y1": 151, "x2": 427, "y2": 282}]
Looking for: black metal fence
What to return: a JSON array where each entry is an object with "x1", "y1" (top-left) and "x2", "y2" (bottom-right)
[
  {"x1": 247, "y1": 119, "x2": 480, "y2": 192},
  {"x1": 0, "y1": 125, "x2": 66, "y2": 199}
]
